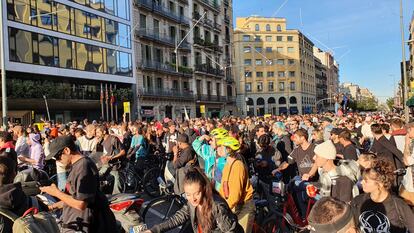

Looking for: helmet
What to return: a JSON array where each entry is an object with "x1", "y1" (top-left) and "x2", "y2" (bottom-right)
[
  {"x1": 210, "y1": 128, "x2": 229, "y2": 139},
  {"x1": 258, "y1": 134, "x2": 271, "y2": 147},
  {"x1": 217, "y1": 136, "x2": 240, "y2": 151}
]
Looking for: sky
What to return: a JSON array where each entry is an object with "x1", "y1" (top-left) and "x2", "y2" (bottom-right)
[{"x1": 233, "y1": 0, "x2": 414, "y2": 103}]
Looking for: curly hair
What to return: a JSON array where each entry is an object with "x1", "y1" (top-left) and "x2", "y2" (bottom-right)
[{"x1": 363, "y1": 158, "x2": 395, "y2": 190}]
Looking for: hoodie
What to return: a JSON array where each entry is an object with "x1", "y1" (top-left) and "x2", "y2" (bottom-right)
[
  {"x1": 0, "y1": 183, "x2": 29, "y2": 233},
  {"x1": 28, "y1": 133, "x2": 45, "y2": 170}
]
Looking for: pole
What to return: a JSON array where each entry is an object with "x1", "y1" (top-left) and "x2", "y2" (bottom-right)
[
  {"x1": 43, "y1": 95, "x2": 51, "y2": 122},
  {"x1": 400, "y1": 0, "x2": 409, "y2": 123},
  {"x1": 105, "y1": 84, "x2": 109, "y2": 121},
  {"x1": 100, "y1": 83, "x2": 104, "y2": 120},
  {"x1": 114, "y1": 84, "x2": 118, "y2": 122},
  {"x1": 0, "y1": 0, "x2": 7, "y2": 129},
  {"x1": 110, "y1": 84, "x2": 114, "y2": 121}
]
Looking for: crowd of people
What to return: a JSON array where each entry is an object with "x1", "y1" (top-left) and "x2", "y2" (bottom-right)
[{"x1": 1, "y1": 112, "x2": 414, "y2": 232}]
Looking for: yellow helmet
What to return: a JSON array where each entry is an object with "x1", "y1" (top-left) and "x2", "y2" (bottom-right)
[
  {"x1": 210, "y1": 128, "x2": 228, "y2": 139},
  {"x1": 217, "y1": 136, "x2": 240, "y2": 151}
]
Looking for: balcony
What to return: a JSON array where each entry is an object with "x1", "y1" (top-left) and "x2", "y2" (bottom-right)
[
  {"x1": 196, "y1": 0, "x2": 220, "y2": 12},
  {"x1": 141, "y1": 88, "x2": 194, "y2": 100},
  {"x1": 227, "y1": 96, "x2": 236, "y2": 103},
  {"x1": 135, "y1": 0, "x2": 190, "y2": 25},
  {"x1": 194, "y1": 37, "x2": 223, "y2": 52},
  {"x1": 224, "y1": 15, "x2": 230, "y2": 24},
  {"x1": 135, "y1": 29, "x2": 175, "y2": 47},
  {"x1": 223, "y1": 0, "x2": 229, "y2": 5},
  {"x1": 178, "y1": 0, "x2": 189, "y2": 5},
  {"x1": 138, "y1": 60, "x2": 193, "y2": 77},
  {"x1": 214, "y1": 22, "x2": 222, "y2": 32},
  {"x1": 195, "y1": 95, "x2": 228, "y2": 102},
  {"x1": 195, "y1": 64, "x2": 224, "y2": 77}
]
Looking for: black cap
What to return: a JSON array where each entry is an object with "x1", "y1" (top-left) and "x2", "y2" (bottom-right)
[
  {"x1": 331, "y1": 128, "x2": 344, "y2": 135},
  {"x1": 46, "y1": 136, "x2": 77, "y2": 160},
  {"x1": 177, "y1": 134, "x2": 189, "y2": 144},
  {"x1": 321, "y1": 117, "x2": 333, "y2": 123}
]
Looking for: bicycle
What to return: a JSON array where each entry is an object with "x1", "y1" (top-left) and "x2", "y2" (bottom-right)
[{"x1": 141, "y1": 152, "x2": 174, "y2": 197}]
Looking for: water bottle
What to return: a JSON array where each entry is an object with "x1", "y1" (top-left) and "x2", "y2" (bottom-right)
[{"x1": 129, "y1": 224, "x2": 147, "y2": 233}]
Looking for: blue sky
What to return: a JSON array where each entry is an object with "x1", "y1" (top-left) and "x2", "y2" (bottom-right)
[{"x1": 233, "y1": 0, "x2": 414, "y2": 102}]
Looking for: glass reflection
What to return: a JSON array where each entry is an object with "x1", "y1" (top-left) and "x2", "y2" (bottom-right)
[
  {"x1": 57, "y1": 4, "x2": 71, "y2": 34},
  {"x1": 105, "y1": 19, "x2": 117, "y2": 45},
  {"x1": 107, "y1": 49, "x2": 117, "y2": 74},
  {"x1": 76, "y1": 43, "x2": 88, "y2": 70},
  {"x1": 90, "y1": 0, "x2": 103, "y2": 11},
  {"x1": 13, "y1": 0, "x2": 31, "y2": 24},
  {"x1": 59, "y1": 39, "x2": 73, "y2": 68},
  {"x1": 117, "y1": 0, "x2": 127, "y2": 20},
  {"x1": 75, "y1": 9, "x2": 87, "y2": 38},
  {"x1": 38, "y1": 35, "x2": 55, "y2": 66},
  {"x1": 15, "y1": 29, "x2": 33, "y2": 63},
  {"x1": 118, "y1": 24, "x2": 129, "y2": 48},
  {"x1": 104, "y1": 0, "x2": 115, "y2": 15},
  {"x1": 90, "y1": 13, "x2": 102, "y2": 40},
  {"x1": 37, "y1": 1, "x2": 53, "y2": 30},
  {"x1": 117, "y1": 52, "x2": 130, "y2": 76}
]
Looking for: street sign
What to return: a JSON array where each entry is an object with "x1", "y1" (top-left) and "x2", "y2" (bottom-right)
[
  {"x1": 123, "y1": 102, "x2": 131, "y2": 113},
  {"x1": 200, "y1": 105, "x2": 205, "y2": 114}
]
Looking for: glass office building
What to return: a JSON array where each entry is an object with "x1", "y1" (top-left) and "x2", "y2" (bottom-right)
[{"x1": 2, "y1": 0, "x2": 135, "y2": 123}]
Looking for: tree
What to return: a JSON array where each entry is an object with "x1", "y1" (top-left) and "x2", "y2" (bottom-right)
[{"x1": 386, "y1": 97, "x2": 394, "y2": 110}]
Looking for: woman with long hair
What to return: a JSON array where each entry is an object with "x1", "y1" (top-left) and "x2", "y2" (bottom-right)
[
  {"x1": 351, "y1": 159, "x2": 414, "y2": 233},
  {"x1": 144, "y1": 167, "x2": 243, "y2": 233}
]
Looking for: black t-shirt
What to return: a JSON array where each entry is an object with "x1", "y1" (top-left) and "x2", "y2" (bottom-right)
[
  {"x1": 331, "y1": 175, "x2": 354, "y2": 203},
  {"x1": 174, "y1": 146, "x2": 196, "y2": 169},
  {"x1": 102, "y1": 135, "x2": 124, "y2": 157},
  {"x1": 62, "y1": 156, "x2": 99, "y2": 233},
  {"x1": 288, "y1": 144, "x2": 315, "y2": 176},
  {"x1": 342, "y1": 144, "x2": 358, "y2": 161},
  {"x1": 351, "y1": 193, "x2": 414, "y2": 233},
  {"x1": 334, "y1": 142, "x2": 344, "y2": 155}
]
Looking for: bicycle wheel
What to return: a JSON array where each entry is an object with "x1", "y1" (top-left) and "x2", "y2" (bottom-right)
[
  {"x1": 142, "y1": 195, "x2": 184, "y2": 224},
  {"x1": 119, "y1": 169, "x2": 139, "y2": 193},
  {"x1": 143, "y1": 167, "x2": 162, "y2": 197},
  {"x1": 261, "y1": 214, "x2": 294, "y2": 233}
]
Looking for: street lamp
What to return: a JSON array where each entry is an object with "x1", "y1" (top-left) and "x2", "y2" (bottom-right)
[{"x1": 0, "y1": 0, "x2": 7, "y2": 129}]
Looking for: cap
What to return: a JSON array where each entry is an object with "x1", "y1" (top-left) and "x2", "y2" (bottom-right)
[
  {"x1": 177, "y1": 134, "x2": 189, "y2": 144},
  {"x1": 47, "y1": 136, "x2": 77, "y2": 160},
  {"x1": 330, "y1": 128, "x2": 344, "y2": 135},
  {"x1": 320, "y1": 117, "x2": 333, "y2": 123}
]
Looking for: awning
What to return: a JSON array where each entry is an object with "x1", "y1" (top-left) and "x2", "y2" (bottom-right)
[{"x1": 407, "y1": 97, "x2": 414, "y2": 107}]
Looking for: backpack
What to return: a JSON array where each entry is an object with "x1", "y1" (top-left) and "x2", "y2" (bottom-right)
[{"x1": 0, "y1": 207, "x2": 59, "y2": 233}]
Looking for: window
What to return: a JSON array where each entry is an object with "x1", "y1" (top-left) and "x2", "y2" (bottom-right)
[
  {"x1": 268, "y1": 82, "x2": 274, "y2": 91},
  {"x1": 277, "y1": 36, "x2": 283, "y2": 41},
  {"x1": 244, "y1": 46, "x2": 251, "y2": 53},
  {"x1": 257, "y1": 82, "x2": 263, "y2": 91},
  {"x1": 256, "y1": 72, "x2": 263, "y2": 77},
  {"x1": 246, "y1": 83, "x2": 252, "y2": 92},
  {"x1": 266, "y1": 47, "x2": 272, "y2": 53},
  {"x1": 266, "y1": 24, "x2": 271, "y2": 31},
  {"x1": 289, "y1": 71, "x2": 295, "y2": 77},
  {"x1": 278, "y1": 71, "x2": 285, "y2": 77},
  {"x1": 243, "y1": 35, "x2": 250, "y2": 41},
  {"x1": 156, "y1": 78, "x2": 163, "y2": 89},
  {"x1": 279, "y1": 82, "x2": 285, "y2": 91},
  {"x1": 266, "y1": 36, "x2": 272, "y2": 42},
  {"x1": 255, "y1": 47, "x2": 262, "y2": 53},
  {"x1": 287, "y1": 36, "x2": 293, "y2": 41},
  {"x1": 277, "y1": 24, "x2": 282, "y2": 32},
  {"x1": 290, "y1": 82, "x2": 296, "y2": 91},
  {"x1": 244, "y1": 59, "x2": 252, "y2": 65},
  {"x1": 255, "y1": 59, "x2": 262, "y2": 66},
  {"x1": 287, "y1": 47, "x2": 294, "y2": 53},
  {"x1": 255, "y1": 35, "x2": 261, "y2": 42},
  {"x1": 288, "y1": 59, "x2": 295, "y2": 65},
  {"x1": 276, "y1": 59, "x2": 285, "y2": 65},
  {"x1": 255, "y1": 24, "x2": 260, "y2": 31},
  {"x1": 245, "y1": 71, "x2": 252, "y2": 77},
  {"x1": 267, "y1": 71, "x2": 274, "y2": 77},
  {"x1": 277, "y1": 47, "x2": 283, "y2": 52},
  {"x1": 172, "y1": 80, "x2": 179, "y2": 90}
]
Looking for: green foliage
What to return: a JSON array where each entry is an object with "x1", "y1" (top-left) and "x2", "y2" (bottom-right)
[
  {"x1": 356, "y1": 97, "x2": 378, "y2": 111},
  {"x1": 386, "y1": 97, "x2": 394, "y2": 110}
]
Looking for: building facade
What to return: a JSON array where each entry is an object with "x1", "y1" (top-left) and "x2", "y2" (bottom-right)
[
  {"x1": 314, "y1": 55, "x2": 327, "y2": 112},
  {"x1": 313, "y1": 47, "x2": 339, "y2": 112},
  {"x1": 234, "y1": 17, "x2": 316, "y2": 116},
  {"x1": 2, "y1": 0, "x2": 135, "y2": 123},
  {"x1": 133, "y1": 0, "x2": 235, "y2": 120}
]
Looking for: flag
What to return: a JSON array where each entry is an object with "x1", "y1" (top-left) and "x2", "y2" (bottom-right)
[
  {"x1": 100, "y1": 83, "x2": 104, "y2": 104},
  {"x1": 105, "y1": 84, "x2": 109, "y2": 102}
]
